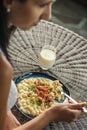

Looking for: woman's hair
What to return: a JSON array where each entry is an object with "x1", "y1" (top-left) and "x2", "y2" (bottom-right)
[
  {"x1": 0, "y1": 0, "x2": 27, "y2": 60},
  {"x1": 0, "y1": 0, "x2": 10, "y2": 60}
]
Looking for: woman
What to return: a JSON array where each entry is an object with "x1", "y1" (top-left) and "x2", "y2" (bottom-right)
[{"x1": 0, "y1": 0, "x2": 85, "y2": 130}]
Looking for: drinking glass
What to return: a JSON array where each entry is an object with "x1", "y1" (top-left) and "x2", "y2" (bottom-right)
[{"x1": 38, "y1": 45, "x2": 56, "y2": 70}]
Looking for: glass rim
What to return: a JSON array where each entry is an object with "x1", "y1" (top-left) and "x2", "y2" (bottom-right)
[{"x1": 41, "y1": 45, "x2": 56, "y2": 52}]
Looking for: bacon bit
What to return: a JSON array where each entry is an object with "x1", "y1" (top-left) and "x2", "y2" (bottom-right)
[
  {"x1": 45, "y1": 97, "x2": 51, "y2": 103},
  {"x1": 38, "y1": 97, "x2": 43, "y2": 102},
  {"x1": 27, "y1": 93, "x2": 31, "y2": 97},
  {"x1": 49, "y1": 96, "x2": 53, "y2": 101},
  {"x1": 35, "y1": 88, "x2": 40, "y2": 94},
  {"x1": 39, "y1": 91, "x2": 44, "y2": 96},
  {"x1": 37, "y1": 86, "x2": 42, "y2": 90},
  {"x1": 44, "y1": 95, "x2": 53, "y2": 103},
  {"x1": 44, "y1": 94, "x2": 48, "y2": 98},
  {"x1": 40, "y1": 87, "x2": 47, "y2": 92}
]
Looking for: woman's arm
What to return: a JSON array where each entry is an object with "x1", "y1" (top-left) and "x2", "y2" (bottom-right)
[
  {"x1": 13, "y1": 109, "x2": 51, "y2": 130},
  {"x1": 13, "y1": 103, "x2": 85, "y2": 130},
  {"x1": 0, "y1": 53, "x2": 13, "y2": 130},
  {"x1": 0, "y1": 54, "x2": 84, "y2": 130}
]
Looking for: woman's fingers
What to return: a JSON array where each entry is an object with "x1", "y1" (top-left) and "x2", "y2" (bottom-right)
[
  {"x1": 68, "y1": 99, "x2": 73, "y2": 104},
  {"x1": 69, "y1": 102, "x2": 86, "y2": 110}
]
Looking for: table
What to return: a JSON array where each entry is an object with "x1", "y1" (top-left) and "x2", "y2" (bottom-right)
[{"x1": 8, "y1": 20, "x2": 87, "y2": 130}]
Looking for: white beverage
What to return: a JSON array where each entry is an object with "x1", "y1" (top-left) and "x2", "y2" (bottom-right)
[{"x1": 39, "y1": 48, "x2": 56, "y2": 70}]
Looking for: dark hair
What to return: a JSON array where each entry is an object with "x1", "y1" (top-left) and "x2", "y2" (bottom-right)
[
  {"x1": 0, "y1": 0, "x2": 10, "y2": 60},
  {"x1": 0, "y1": 0, "x2": 27, "y2": 60}
]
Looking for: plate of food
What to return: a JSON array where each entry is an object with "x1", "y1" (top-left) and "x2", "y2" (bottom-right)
[{"x1": 15, "y1": 72, "x2": 70, "y2": 118}]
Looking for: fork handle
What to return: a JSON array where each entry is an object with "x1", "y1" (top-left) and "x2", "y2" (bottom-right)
[{"x1": 64, "y1": 92, "x2": 87, "y2": 113}]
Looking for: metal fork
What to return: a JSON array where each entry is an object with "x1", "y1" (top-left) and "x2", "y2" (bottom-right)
[{"x1": 62, "y1": 92, "x2": 87, "y2": 113}]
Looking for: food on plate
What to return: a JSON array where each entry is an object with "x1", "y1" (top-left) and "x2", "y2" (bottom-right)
[{"x1": 17, "y1": 78, "x2": 65, "y2": 116}]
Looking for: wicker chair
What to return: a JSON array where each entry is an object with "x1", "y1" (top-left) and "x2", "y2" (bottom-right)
[{"x1": 8, "y1": 20, "x2": 87, "y2": 130}]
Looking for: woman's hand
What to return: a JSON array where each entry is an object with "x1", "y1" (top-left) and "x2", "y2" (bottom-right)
[
  {"x1": 48, "y1": 103, "x2": 85, "y2": 123},
  {"x1": 9, "y1": 103, "x2": 85, "y2": 130}
]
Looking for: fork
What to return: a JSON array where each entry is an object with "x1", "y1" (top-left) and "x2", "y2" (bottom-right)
[{"x1": 62, "y1": 92, "x2": 87, "y2": 113}]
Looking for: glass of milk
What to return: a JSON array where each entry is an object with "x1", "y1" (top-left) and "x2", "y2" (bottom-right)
[{"x1": 38, "y1": 45, "x2": 56, "y2": 70}]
